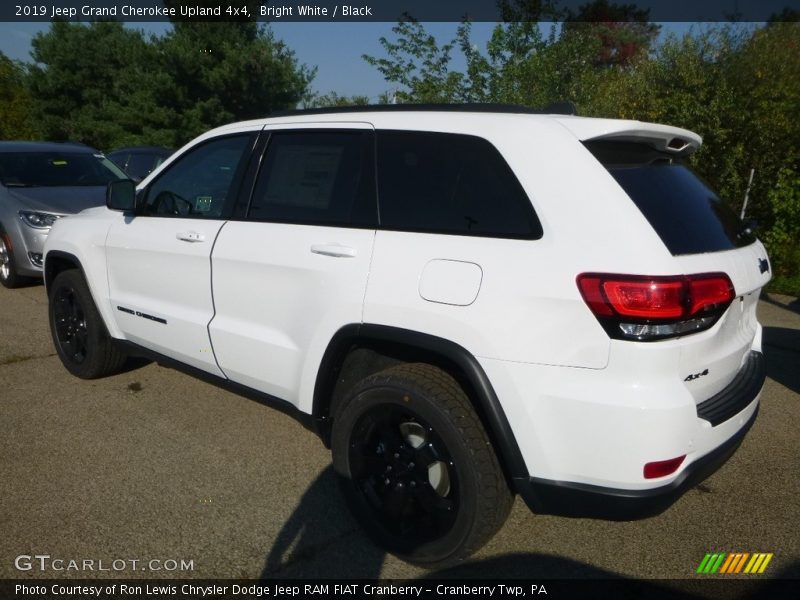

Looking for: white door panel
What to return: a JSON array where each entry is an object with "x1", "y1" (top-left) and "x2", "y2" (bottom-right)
[
  {"x1": 209, "y1": 222, "x2": 374, "y2": 406},
  {"x1": 106, "y1": 217, "x2": 224, "y2": 375}
]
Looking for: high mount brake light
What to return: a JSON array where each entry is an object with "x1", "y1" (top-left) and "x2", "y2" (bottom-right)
[{"x1": 576, "y1": 273, "x2": 735, "y2": 341}]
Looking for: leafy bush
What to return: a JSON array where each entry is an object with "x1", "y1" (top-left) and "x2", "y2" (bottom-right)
[{"x1": 763, "y1": 169, "x2": 800, "y2": 296}]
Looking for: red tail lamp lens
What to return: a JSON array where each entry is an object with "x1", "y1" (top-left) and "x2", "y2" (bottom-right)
[
  {"x1": 602, "y1": 279, "x2": 684, "y2": 319},
  {"x1": 688, "y1": 276, "x2": 735, "y2": 316},
  {"x1": 577, "y1": 272, "x2": 735, "y2": 341},
  {"x1": 644, "y1": 455, "x2": 686, "y2": 479},
  {"x1": 577, "y1": 273, "x2": 735, "y2": 322}
]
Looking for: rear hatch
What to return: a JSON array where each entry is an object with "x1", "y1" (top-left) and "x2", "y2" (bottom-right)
[{"x1": 576, "y1": 128, "x2": 771, "y2": 406}]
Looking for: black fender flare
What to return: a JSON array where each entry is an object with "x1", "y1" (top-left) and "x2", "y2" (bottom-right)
[
  {"x1": 44, "y1": 250, "x2": 87, "y2": 290},
  {"x1": 312, "y1": 323, "x2": 531, "y2": 487}
]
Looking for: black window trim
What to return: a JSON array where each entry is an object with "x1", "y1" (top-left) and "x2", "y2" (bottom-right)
[
  {"x1": 239, "y1": 127, "x2": 379, "y2": 230},
  {"x1": 225, "y1": 126, "x2": 546, "y2": 241},
  {"x1": 137, "y1": 131, "x2": 259, "y2": 220}
]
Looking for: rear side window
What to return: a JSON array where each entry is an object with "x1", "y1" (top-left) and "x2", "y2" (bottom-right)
[
  {"x1": 586, "y1": 141, "x2": 755, "y2": 255},
  {"x1": 376, "y1": 131, "x2": 542, "y2": 239},
  {"x1": 248, "y1": 130, "x2": 376, "y2": 227}
]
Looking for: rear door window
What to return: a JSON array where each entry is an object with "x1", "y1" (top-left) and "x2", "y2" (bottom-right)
[
  {"x1": 586, "y1": 141, "x2": 755, "y2": 255},
  {"x1": 376, "y1": 131, "x2": 542, "y2": 239},
  {"x1": 248, "y1": 130, "x2": 376, "y2": 227}
]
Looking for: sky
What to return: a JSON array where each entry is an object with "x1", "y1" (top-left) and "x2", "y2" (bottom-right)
[{"x1": 0, "y1": 21, "x2": 697, "y2": 99}]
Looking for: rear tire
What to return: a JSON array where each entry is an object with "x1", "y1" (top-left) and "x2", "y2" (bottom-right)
[
  {"x1": 331, "y1": 363, "x2": 513, "y2": 567},
  {"x1": 48, "y1": 269, "x2": 127, "y2": 379}
]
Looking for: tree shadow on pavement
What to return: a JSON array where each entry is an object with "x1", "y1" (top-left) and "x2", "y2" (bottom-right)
[{"x1": 763, "y1": 326, "x2": 800, "y2": 394}]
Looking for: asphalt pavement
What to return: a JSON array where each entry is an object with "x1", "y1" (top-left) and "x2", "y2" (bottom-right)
[{"x1": 1, "y1": 282, "x2": 798, "y2": 582}]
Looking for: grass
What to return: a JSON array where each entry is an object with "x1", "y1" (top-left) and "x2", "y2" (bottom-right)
[{"x1": 768, "y1": 275, "x2": 800, "y2": 299}]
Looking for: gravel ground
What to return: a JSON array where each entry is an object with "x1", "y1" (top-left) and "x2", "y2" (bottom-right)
[{"x1": 1, "y1": 283, "x2": 798, "y2": 584}]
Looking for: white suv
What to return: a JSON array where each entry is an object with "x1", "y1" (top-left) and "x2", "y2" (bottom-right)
[{"x1": 43, "y1": 105, "x2": 770, "y2": 566}]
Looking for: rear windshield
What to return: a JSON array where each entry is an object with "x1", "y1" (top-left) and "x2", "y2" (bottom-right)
[
  {"x1": 585, "y1": 141, "x2": 755, "y2": 255},
  {"x1": 0, "y1": 151, "x2": 126, "y2": 187}
]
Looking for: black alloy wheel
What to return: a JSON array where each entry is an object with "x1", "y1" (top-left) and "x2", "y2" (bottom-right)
[
  {"x1": 48, "y1": 269, "x2": 127, "y2": 379},
  {"x1": 332, "y1": 363, "x2": 512, "y2": 567},
  {"x1": 348, "y1": 403, "x2": 459, "y2": 546},
  {"x1": 52, "y1": 285, "x2": 89, "y2": 364}
]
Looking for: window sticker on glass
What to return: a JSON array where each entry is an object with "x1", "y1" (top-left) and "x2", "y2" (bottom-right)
[
  {"x1": 51, "y1": 160, "x2": 68, "y2": 166},
  {"x1": 195, "y1": 196, "x2": 213, "y2": 212},
  {"x1": 264, "y1": 145, "x2": 343, "y2": 209}
]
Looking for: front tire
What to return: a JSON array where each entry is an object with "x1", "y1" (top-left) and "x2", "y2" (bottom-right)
[
  {"x1": 48, "y1": 269, "x2": 127, "y2": 379},
  {"x1": 0, "y1": 230, "x2": 31, "y2": 289},
  {"x1": 331, "y1": 363, "x2": 513, "y2": 567}
]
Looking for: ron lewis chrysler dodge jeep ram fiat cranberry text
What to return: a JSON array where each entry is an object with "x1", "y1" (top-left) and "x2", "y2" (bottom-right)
[{"x1": 43, "y1": 105, "x2": 769, "y2": 566}]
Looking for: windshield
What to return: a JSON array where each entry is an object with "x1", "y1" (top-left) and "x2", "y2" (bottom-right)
[{"x1": 0, "y1": 151, "x2": 127, "y2": 187}]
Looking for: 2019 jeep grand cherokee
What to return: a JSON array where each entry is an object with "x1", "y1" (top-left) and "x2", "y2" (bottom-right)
[{"x1": 43, "y1": 105, "x2": 769, "y2": 566}]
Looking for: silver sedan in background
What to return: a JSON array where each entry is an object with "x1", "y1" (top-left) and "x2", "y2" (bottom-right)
[{"x1": 0, "y1": 141, "x2": 126, "y2": 288}]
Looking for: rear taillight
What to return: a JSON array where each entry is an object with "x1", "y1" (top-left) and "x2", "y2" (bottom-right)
[{"x1": 577, "y1": 272, "x2": 735, "y2": 341}]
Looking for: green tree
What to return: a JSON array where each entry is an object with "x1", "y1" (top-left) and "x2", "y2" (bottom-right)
[
  {"x1": 28, "y1": 21, "x2": 169, "y2": 150},
  {"x1": 362, "y1": 20, "x2": 467, "y2": 103},
  {"x1": 27, "y1": 19, "x2": 314, "y2": 150},
  {"x1": 301, "y1": 91, "x2": 373, "y2": 108},
  {"x1": 563, "y1": 0, "x2": 660, "y2": 68},
  {"x1": 763, "y1": 169, "x2": 800, "y2": 295},
  {"x1": 158, "y1": 20, "x2": 314, "y2": 143},
  {"x1": 0, "y1": 52, "x2": 37, "y2": 139}
]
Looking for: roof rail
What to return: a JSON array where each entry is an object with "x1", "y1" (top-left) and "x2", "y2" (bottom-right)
[{"x1": 268, "y1": 101, "x2": 578, "y2": 118}]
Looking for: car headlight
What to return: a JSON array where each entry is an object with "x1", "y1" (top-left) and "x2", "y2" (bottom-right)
[{"x1": 19, "y1": 211, "x2": 63, "y2": 229}]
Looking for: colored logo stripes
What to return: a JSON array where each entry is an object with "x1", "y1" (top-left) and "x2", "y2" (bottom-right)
[{"x1": 697, "y1": 552, "x2": 774, "y2": 574}]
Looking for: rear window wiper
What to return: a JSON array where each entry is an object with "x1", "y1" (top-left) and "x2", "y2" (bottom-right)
[{"x1": 737, "y1": 219, "x2": 758, "y2": 239}]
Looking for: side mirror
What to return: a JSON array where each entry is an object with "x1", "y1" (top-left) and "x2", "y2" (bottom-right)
[{"x1": 106, "y1": 179, "x2": 137, "y2": 212}]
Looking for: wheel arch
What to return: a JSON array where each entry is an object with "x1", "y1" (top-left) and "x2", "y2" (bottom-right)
[
  {"x1": 44, "y1": 250, "x2": 86, "y2": 291},
  {"x1": 312, "y1": 324, "x2": 530, "y2": 487},
  {"x1": 44, "y1": 249, "x2": 123, "y2": 340}
]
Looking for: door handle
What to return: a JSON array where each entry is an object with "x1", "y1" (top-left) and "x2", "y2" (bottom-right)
[
  {"x1": 310, "y1": 243, "x2": 357, "y2": 258},
  {"x1": 176, "y1": 231, "x2": 205, "y2": 243}
]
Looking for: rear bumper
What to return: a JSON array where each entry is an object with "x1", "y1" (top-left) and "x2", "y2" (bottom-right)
[
  {"x1": 696, "y1": 351, "x2": 765, "y2": 426},
  {"x1": 515, "y1": 352, "x2": 765, "y2": 520}
]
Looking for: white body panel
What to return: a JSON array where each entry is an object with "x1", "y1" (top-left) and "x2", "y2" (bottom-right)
[
  {"x1": 209, "y1": 222, "x2": 374, "y2": 410},
  {"x1": 44, "y1": 109, "x2": 770, "y2": 496},
  {"x1": 104, "y1": 216, "x2": 224, "y2": 375}
]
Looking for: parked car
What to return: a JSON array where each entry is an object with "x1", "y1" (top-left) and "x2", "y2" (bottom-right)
[
  {"x1": 107, "y1": 146, "x2": 172, "y2": 182},
  {"x1": 43, "y1": 105, "x2": 770, "y2": 566},
  {"x1": 0, "y1": 141, "x2": 127, "y2": 288}
]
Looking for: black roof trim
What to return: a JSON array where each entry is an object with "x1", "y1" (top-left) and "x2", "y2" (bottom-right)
[{"x1": 269, "y1": 102, "x2": 578, "y2": 118}]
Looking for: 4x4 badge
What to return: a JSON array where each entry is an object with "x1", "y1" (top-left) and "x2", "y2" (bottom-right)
[
  {"x1": 684, "y1": 369, "x2": 709, "y2": 382},
  {"x1": 759, "y1": 258, "x2": 769, "y2": 274}
]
